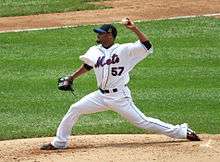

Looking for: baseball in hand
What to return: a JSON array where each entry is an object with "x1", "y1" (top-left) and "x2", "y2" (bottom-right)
[{"x1": 122, "y1": 18, "x2": 130, "y2": 25}]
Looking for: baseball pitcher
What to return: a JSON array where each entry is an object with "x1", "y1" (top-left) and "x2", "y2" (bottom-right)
[{"x1": 41, "y1": 18, "x2": 200, "y2": 150}]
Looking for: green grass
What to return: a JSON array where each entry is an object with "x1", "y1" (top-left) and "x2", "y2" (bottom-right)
[
  {"x1": 0, "y1": 17, "x2": 220, "y2": 140},
  {"x1": 0, "y1": 0, "x2": 109, "y2": 17}
]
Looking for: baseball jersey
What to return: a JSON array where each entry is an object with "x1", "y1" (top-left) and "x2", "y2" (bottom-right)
[{"x1": 79, "y1": 40, "x2": 153, "y2": 90}]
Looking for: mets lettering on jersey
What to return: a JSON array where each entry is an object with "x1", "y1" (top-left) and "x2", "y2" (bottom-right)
[{"x1": 95, "y1": 54, "x2": 120, "y2": 68}]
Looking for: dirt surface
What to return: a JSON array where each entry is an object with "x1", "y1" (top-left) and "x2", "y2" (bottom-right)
[
  {"x1": 0, "y1": 0, "x2": 220, "y2": 32},
  {"x1": 0, "y1": 134, "x2": 220, "y2": 162},
  {"x1": 1, "y1": 0, "x2": 220, "y2": 161}
]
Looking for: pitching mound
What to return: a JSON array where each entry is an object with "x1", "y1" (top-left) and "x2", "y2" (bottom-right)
[{"x1": 0, "y1": 134, "x2": 220, "y2": 162}]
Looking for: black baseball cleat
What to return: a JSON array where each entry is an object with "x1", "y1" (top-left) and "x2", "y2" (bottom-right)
[
  {"x1": 186, "y1": 129, "x2": 201, "y2": 141},
  {"x1": 40, "y1": 143, "x2": 58, "y2": 150}
]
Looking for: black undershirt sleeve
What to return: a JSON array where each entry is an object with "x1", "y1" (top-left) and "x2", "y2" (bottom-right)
[
  {"x1": 141, "y1": 41, "x2": 152, "y2": 50},
  {"x1": 83, "y1": 64, "x2": 93, "y2": 71}
]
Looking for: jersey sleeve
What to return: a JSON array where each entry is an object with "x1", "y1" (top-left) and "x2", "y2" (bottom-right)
[
  {"x1": 128, "y1": 40, "x2": 153, "y2": 58},
  {"x1": 79, "y1": 47, "x2": 97, "y2": 67},
  {"x1": 121, "y1": 41, "x2": 153, "y2": 71}
]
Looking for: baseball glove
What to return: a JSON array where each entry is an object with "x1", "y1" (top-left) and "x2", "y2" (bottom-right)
[{"x1": 57, "y1": 76, "x2": 73, "y2": 91}]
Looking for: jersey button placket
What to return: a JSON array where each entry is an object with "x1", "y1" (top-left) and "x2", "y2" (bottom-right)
[{"x1": 102, "y1": 51, "x2": 110, "y2": 89}]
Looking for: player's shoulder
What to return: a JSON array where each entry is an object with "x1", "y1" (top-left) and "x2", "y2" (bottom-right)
[
  {"x1": 86, "y1": 45, "x2": 101, "y2": 53},
  {"x1": 119, "y1": 40, "x2": 141, "y2": 46},
  {"x1": 88, "y1": 45, "x2": 99, "y2": 50},
  {"x1": 117, "y1": 42, "x2": 134, "y2": 50}
]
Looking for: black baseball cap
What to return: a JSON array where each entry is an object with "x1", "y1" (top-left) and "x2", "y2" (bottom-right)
[{"x1": 93, "y1": 24, "x2": 117, "y2": 38}]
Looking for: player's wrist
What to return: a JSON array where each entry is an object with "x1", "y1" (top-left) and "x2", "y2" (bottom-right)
[{"x1": 68, "y1": 75, "x2": 74, "y2": 81}]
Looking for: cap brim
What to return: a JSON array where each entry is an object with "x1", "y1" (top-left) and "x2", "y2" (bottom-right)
[{"x1": 93, "y1": 28, "x2": 106, "y2": 33}]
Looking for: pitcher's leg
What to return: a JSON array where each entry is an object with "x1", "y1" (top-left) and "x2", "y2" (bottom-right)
[
  {"x1": 112, "y1": 99, "x2": 187, "y2": 139},
  {"x1": 52, "y1": 91, "x2": 108, "y2": 148}
]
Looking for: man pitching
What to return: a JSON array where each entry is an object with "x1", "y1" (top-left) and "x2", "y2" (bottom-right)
[{"x1": 41, "y1": 18, "x2": 200, "y2": 150}]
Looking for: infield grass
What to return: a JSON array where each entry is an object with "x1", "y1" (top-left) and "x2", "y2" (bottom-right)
[
  {"x1": 0, "y1": 0, "x2": 109, "y2": 17},
  {"x1": 0, "y1": 17, "x2": 220, "y2": 140}
]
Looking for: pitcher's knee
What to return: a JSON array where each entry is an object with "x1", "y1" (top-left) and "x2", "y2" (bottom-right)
[
  {"x1": 68, "y1": 102, "x2": 91, "y2": 115},
  {"x1": 67, "y1": 104, "x2": 82, "y2": 116}
]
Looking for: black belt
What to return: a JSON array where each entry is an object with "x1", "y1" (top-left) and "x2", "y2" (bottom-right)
[
  {"x1": 99, "y1": 85, "x2": 127, "y2": 94},
  {"x1": 99, "y1": 88, "x2": 118, "y2": 94}
]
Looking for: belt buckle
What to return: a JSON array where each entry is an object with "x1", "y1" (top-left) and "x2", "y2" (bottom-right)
[
  {"x1": 99, "y1": 87, "x2": 118, "y2": 94},
  {"x1": 109, "y1": 88, "x2": 118, "y2": 93},
  {"x1": 108, "y1": 89, "x2": 113, "y2": 93}
]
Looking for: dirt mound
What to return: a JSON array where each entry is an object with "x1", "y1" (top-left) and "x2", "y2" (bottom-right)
[{"x1": 0, "y1": 134, "x2": 220, "y2": 162}]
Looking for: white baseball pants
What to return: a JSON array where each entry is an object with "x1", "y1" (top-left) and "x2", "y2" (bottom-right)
[{"x1": 52, "y1": 87, "x2": 188, "y2": 148}]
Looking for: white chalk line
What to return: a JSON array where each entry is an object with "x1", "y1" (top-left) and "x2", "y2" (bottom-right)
[{"x1": 0, "y1": 13, "x2": 220, "y2": 34}]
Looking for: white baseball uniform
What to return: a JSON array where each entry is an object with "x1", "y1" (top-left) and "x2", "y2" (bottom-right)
[{"x1": 52, "y1": 40, "x2": 188, "y2": 148}]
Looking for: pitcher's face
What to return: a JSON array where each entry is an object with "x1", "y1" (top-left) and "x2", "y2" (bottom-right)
[{"x1": 96, "y1": 32, "x2": 114, "y2": 46}]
